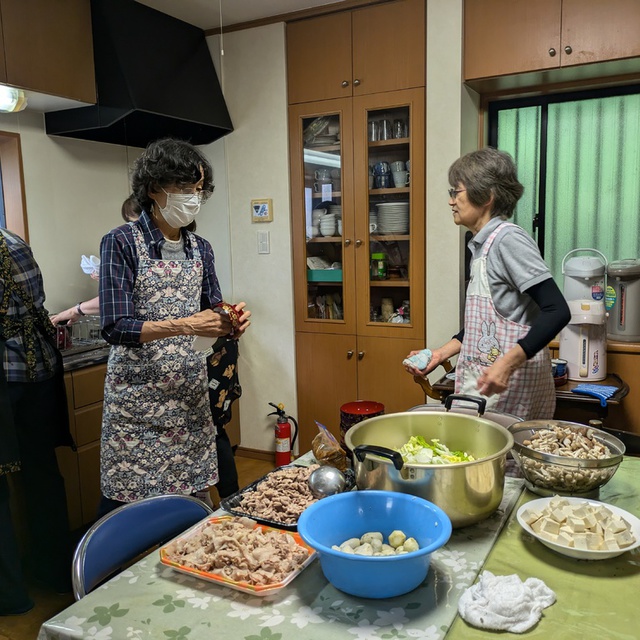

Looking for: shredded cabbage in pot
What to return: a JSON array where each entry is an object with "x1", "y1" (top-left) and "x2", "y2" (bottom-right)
[{"x1": 395, "y1": 436, "x2": 475, "y2": 464}]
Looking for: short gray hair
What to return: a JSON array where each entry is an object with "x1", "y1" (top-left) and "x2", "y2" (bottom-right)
[{"x1": 448, "y1": 147, "x2": 523, "y2": 219}]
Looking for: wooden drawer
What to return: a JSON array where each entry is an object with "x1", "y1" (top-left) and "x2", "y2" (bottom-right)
[
  {"x1": 72, "y1": 364, "x2": 106, "y2": 408},
  {"x1": 74, "y1": 403, "x2": 103, "y2": 447}
]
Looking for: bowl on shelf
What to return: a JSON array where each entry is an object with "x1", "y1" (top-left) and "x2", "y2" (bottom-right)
[
  {"x1": 297, "y1": 490, "x2": 451, "y2": 598},
  {"x1": 508, "y1": 420, "x2": 625, "y2": 497}
]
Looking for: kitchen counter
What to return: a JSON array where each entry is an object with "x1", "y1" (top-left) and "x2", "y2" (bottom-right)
[{"x1": 61, "y1": 342, "x2": 110, "y2": 371}]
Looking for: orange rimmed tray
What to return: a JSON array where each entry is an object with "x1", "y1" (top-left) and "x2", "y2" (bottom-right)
[{"x1": 159, "y1": 515, "x2": 317, "y2": 596}]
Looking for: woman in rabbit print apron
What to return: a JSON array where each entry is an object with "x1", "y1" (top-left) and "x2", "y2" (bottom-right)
[
  {"x1": 404, "y1": 148, "x2": 570, "y2": 420},
  {"x1": 98, "y1": 139, "x2": 250, "y2": 512}
]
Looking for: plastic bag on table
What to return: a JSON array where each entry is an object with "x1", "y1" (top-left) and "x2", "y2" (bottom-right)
[{"x1": 312, "y1": 421, "x2": 348, "y2": 471}]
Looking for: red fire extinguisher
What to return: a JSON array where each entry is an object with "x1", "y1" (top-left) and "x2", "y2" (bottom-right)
[{"x1": 268, "y1": 402, "x2": 299, "y2": 467}]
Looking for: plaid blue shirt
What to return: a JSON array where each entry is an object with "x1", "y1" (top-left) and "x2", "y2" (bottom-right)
[
  {"x1": 99, "y1": 211, "x2": 222, "y2": 346},
  {"x1": 0, "y1": 228, "x2": 58, "y2": 382}
]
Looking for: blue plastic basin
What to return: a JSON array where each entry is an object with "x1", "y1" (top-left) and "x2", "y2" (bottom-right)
[{"x1": 297, "y1": 490, "x2": 452, "y2": 598}]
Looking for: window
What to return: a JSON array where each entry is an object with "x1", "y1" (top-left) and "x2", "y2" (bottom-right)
[{"x1": 488, "y1": 85, "x2": 640, "y2": 285}]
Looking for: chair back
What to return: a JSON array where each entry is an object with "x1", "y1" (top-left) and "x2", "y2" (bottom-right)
[{"x1": 72, "y1": 494, "x2": 212, "y2": 599}]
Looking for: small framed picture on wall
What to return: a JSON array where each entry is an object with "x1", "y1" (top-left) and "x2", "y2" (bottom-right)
[{"x1": 251, "y1": 198, "x2": 273, "y2": 223}]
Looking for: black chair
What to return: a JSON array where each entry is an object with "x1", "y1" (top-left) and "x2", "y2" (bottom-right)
[{"x1": 72, "y1": 494, "x2": 213, "y2": 599}]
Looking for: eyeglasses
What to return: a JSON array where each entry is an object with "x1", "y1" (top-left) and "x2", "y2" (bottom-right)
[
  {"x1": 448, "y1": 188, "x2": 466, "y2": 200},
  {"x1": 163, "y1": 185, "x2": 214, "y2": 203}
]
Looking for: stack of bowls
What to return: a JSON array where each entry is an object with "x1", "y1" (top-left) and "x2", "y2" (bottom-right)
[{"x1": 319, "y1": 213, "x2": 336, "y2": 236}]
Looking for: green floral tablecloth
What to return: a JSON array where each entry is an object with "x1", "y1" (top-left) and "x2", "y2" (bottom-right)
[
  {"x1": 39, "y1": 476, "x2": 524, "y2": 640},
  {"x1": 447, "y1": 455, "x2": 640, "y2": 639}
]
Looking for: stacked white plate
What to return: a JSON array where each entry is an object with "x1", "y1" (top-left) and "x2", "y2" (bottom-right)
[{"x1": 375, "y1": 202, "x2": 410, "y2": 234}]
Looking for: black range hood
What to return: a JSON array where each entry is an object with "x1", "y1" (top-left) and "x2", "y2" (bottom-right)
[{"x1": 45, "y1": 0, "x2": 233, "y2": 148}]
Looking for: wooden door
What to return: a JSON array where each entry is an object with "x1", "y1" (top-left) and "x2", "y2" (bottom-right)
[
  {"x1": 1, "y1": 0, "x2": 96, "y2": 102},
  {"x1": 287, "y1": 12, "x2": 352, "y2": 105},
  {"x1": 295, "y1": 331, "x2": 358, "y2": 452},
  {"x1": 561, "y1": 0, "x2": 640, "y2": 67},
  {"x1": 352, "y1": 0, "x2": 425, "y2": 96},
  {"x1": 356, "y1": 336, "x2": 427, "y2": 413},
  {"x1": 289, "y1": 98, "x2": 357, "y2": 335},
  {"x1": 464, "y1": 0, "x2": 561, "y2": 79},
  {"x1": 78, "y1": 441, "x2": 101, "y2": 525},
  {"x1": 353, "y1": 88, "x2": 425, "y2": 340}
]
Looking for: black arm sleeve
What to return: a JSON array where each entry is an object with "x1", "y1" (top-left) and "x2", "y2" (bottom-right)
[
  {"x1": 517, "y1": 278, "x2": 571, "y2": 359},
  {"x1": 452, "y1": 328, "x2": 465, "y2": 343}
]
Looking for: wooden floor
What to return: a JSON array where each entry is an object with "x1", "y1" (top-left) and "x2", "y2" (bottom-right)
[{"x1": 0, "y1": 455, "x2": 274, "y2": 640}]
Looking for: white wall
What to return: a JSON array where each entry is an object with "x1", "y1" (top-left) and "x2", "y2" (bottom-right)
[
  {"x1": 209, "y1": 23, "x2": 297, "y2": 452},
  {"x1": 0, "y1": 110, "x2": 133, "y2": 313}
]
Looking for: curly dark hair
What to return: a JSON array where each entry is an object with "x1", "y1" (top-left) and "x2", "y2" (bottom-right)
[
  {"x1": 130, "y1": 138, "x2": 214, "y2": 230},
  {"x1": 448, "y1": 147, "x2": 523, "y2": 219}
]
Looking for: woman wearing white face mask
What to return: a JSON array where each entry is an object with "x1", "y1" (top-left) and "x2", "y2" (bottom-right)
[{"x1": 98, "y1": 138, "x2": 251, "y2": 515}]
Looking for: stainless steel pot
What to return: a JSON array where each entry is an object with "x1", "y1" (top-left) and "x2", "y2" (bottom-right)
[{"x1": 344, "y1": 398, "x2": 514, "y2": 528}]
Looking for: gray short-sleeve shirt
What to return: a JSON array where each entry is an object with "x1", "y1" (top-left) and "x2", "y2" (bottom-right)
[{"x1": 467, "y1": 217, "x2": 551, "y2": 326}]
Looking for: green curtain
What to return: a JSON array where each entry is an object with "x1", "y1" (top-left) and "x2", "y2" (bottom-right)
[{"x1": 496, "y1": 93, "x2": 640, "y2": 285}]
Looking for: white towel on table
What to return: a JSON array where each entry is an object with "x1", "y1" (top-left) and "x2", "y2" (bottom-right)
[{"x1": 458, "y1": 570, "x2": 556, "y2": 634}]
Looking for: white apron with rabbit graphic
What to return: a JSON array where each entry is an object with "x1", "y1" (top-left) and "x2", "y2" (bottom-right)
[{"x1": 455, "y1": 222, "x2": 555, "y2": 420}]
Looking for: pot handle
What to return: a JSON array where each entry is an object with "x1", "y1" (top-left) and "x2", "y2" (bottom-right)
[
  {"x1": 353, "y1": 444, "x2": 404, "y2": 470},
  {"x1": 444, "y1": 394, "x2": 486, "y2": 415}
]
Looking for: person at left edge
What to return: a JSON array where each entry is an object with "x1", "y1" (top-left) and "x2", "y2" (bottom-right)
[
  {"x1": 98, "y1": 138, "x2": 251, "y2": 516},
  {"x1": 0, "y1": 228, "x2": 75, "y2": 614}
]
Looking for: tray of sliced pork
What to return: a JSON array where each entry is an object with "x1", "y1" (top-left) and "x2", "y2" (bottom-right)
[
  {"x1": 221, "y1": 464, "x2": 355, "y2": 530},
  {"x1": 220, "y1": 464, "x2": 320, "y2": 530},
  {"x1": 160, "y1": 515, "x2": 316, "y2": 595}
]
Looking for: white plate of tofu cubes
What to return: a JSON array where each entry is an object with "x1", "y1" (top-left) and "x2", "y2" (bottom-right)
[{"x1": 517, "y1": 496, "x2": 640, "y2": 560}]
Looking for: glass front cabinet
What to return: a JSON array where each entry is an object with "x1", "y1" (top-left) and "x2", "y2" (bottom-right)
[{"x1": 289, "y1": 88, "x2": 425, "y2": 340}]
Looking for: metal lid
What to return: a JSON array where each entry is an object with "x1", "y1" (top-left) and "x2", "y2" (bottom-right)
[{"x1": 607, "y1": 258, "x2": 640, "y2": 278}]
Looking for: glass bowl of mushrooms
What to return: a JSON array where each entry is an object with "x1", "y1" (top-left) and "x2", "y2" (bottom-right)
[{"x1": 508, "y1": 420, "x2": 626, "y2": 497}]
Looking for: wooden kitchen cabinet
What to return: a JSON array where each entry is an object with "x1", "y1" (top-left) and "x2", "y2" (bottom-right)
[
  {"x1": 57, "y1": 363, "x2": 106, "y2": 530},
  {"x1": 296, "y1": 332, "x2": 425, "y2": 452},
  {"x1": 287, "y1": 0, "x2": 425, "y2": 105},
  {"x1": 464, "y1": 0, "x2": 640, "y2": 81},
  {"x1": 0, "y1": 0, "x2": 96, "y2": 102},
  {"x1": 289, "y1": 88, "x2": 425, "y2": 451}
]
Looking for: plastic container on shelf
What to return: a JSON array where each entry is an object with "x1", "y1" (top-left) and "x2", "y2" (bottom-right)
[{"x1": 370, "y1": 253, "x2": 388, "y2": 280}]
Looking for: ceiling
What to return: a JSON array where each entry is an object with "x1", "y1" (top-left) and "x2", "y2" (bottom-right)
[{"x1": 136, "y1": 0, "x2": 344, "y2": 31}]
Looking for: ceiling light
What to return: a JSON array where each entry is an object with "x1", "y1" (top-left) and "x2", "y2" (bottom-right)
[{"x1": 0, "y1": 85, "x2": 27, "y2": 113}]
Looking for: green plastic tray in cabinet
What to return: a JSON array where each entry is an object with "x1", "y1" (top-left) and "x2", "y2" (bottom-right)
[{"x1": 307, "y1": 269, "x2": 343, "y2": 282}]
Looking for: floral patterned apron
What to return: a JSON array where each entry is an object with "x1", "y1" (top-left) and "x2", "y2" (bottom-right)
[
  {"x1": 455, "y1": 222, "x2": 555, "y2": 420},
  {"x1": 101, "y1": 226, "x2": 218, "y2": 501}
]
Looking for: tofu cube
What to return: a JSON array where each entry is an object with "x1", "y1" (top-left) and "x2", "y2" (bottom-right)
[
  {"x1": 573, "y1": 534, "x2": 589, "y2": 550},
  {"x1": 550, "y1": 508, "x2": 568, "y2": 524},
  {"x1": 540, "y1": 518, "x2": 561, "y2": 536}
]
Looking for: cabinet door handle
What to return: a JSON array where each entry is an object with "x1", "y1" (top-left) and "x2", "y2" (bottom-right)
[
  {"x1": 347, "y1": 350, "x2": 354, "y2": 359},
  {"x1": 355, "y1": 239, "x2": 363, "y2": 247},
  {"x1": 548, "y1": 47, "x2": 556, "y2": 57},
  {"x1": 341, "y1": 80, "x2": 349, "y2": 87},
  {"x1": 357, "y1": 351, "x2": 365, "y2": 360},
  {"x1": 344, "y1": 238, "x2": 352, "y2": 246},
  {"x1": 353, "y1": 78, "x2": 361, "y2": 86},
  {"x1": 564, "y1": 45, "x2": 572, "y2": 55}
]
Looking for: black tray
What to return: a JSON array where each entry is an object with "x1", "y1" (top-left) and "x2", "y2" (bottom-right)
[{"x1": 221, "y1": 464, "x2": 355, "y2": 531}]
